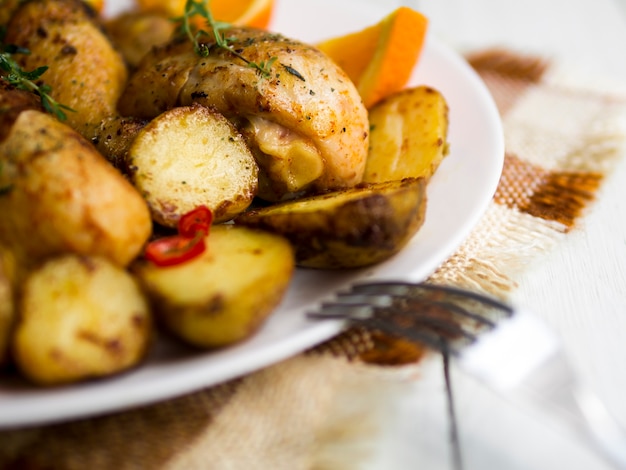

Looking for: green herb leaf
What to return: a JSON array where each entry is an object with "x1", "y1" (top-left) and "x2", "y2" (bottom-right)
[{"x1": 175, "y1": 0, "x2": 277, "y2": 77}]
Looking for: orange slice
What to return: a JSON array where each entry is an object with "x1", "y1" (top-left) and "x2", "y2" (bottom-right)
[
  {"x1": 85, "y1": 0, "x2": 105, "y2": 13},
  {"x1": 137, "y1": 0, "x2": 275, "y2": 30},
  {"x1": 212, "y1": 0, "x2": 274, "y2": 28},
  {"x1": 317, "y1": 7, "x2": 428, "y2": 108}
]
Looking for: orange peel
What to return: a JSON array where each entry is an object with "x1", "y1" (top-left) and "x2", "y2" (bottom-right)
[
  {"x1": 317, "y1": 7, "x2": 429, "y2": 108},
  {"x1": 136, "y1": 0, "x2": 275, "y2": 29}
]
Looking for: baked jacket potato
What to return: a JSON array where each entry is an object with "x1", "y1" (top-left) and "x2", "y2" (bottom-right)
[{"x1": 235, "y1": 178, "x2": 427, "y2": 269}]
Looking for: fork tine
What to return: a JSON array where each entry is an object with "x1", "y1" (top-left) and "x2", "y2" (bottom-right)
[
  {"x1": 307, "y1": 281, "x2": 522, "y2": 357},
  {"x1": 330, "y1": 294, "x2": 480, "y2": 340},
  {"x1": 309, "y1": 303, "x2": 455, "y2": 355},
  {"x1": 310, "y1": 285, "x2": 489, "y2": 355},
  {"x1": 350, "y1": 281, "x2": 514, "y2": 323},
  {"x1": 351, "y1": 281, "x2": 512, "y2": 310}
]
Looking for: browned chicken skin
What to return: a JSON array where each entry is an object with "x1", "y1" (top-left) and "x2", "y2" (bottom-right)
[{"x1": 118, "y1": 29, "x2": 370, "y2": 201}]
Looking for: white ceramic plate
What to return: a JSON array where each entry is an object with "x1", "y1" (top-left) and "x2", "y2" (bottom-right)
[{"x1": 0, "y1": 0, "x2": 504, "y2": 428}]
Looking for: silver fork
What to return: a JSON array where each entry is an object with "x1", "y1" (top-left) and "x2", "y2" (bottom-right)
[{"x1": 308, "y1": 281, "x2": 626, "y2": 469}]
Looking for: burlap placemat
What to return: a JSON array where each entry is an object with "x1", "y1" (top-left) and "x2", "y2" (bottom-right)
[{"x1": 1, "y1": 49, "x2": 625, "y2": 470}]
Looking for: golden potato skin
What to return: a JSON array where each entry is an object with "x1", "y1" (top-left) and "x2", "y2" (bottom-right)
[
  {"x1": 364, "y1": 86, "x2": 450, "y2": 183},
  {"x1": 235, "y1": 178, "x2": 427, "y2": 269},
  {"x1": 12, "y1": 255, "x2": 152, "y2": 386},
  {"x1": 0, "y1": 110, "x2": 152, "y2": 269},
  {"x1": 128, "y1": 104, "x2": 259, "y2": 226},
  {"x1": 0, "y1": 0, "x2": 22, "y2": 27},
  {"x1": 0, "y1": 245, "x2": 16, "y2": 367},
  {"x1": 91, "y1": 115, "x2": 148, "y2": 172},
  {"x1": 104, "y1": 10, "x2": 176, "y2": 70},
  {"x1": 132, "y1": 225, "x2": 294, "y2": 348},
  {"x1": 4, "y1": 0, "x2": 128, "y2": 140}
]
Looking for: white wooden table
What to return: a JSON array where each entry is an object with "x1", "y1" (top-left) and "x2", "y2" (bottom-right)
[{"x1": 364, "y1": 0, "x2": 626, "y2": 468}]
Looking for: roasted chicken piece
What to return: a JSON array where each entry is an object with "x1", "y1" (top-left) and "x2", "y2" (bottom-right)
[{"x1": 118, "y1": 29, "x2": 370, "y2": 201}]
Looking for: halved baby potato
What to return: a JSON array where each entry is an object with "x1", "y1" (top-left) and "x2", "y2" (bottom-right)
[
  {"x1": 12, "y1": 255, "x2": 152, "y2": 386},
  {"x1": 127, "y1": 104, "x2": 259, "y2": 227},
  {"x1": 131, "y1": 224, "x2": 294, "y2": 349},
  {"x1": 235, "y1": 177, "x2": 427, "y2": 269}
]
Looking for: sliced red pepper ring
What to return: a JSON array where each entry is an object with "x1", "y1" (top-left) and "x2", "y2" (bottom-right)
[
  {"x1": 144, "y1": 233, "x2": 206, "y2": 267},
  {"x1": 178, "y1": 205, "x2": 213, "y2": 238}
]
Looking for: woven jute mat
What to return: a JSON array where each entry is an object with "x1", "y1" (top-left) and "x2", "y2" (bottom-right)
[{"x1": 1, "y1": 49, "x2": 625, "y2": 470}]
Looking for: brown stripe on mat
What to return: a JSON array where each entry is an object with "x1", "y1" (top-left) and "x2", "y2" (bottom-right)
[
  {"x1": 493, "y1": 153, "x2": 545, "y2": 209},
  {"x1": 524, "y1": 170, "x2": 602, "y2": 229},
  {"x1": 0, "y1": 379, "x2": 242, "y2": 469},
  {"x1": 309, "y1": 326, "x2": 374, "y2": 360},
  {"x1": 467, "y1": 48, "x2": 550, "y2": 115},
  {"x1": 311, "y1": 326, "x2": 426, "y2": 366},
  {"x1": 467, "y1": 48, "x2": 549, "y2": 82},
  {"x1": 493, "y1": 153, "x2": 601, "y2": 229}
]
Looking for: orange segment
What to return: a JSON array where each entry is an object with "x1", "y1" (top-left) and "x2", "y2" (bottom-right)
[
  {"x1": 317, "y1": 7, "x2": 428, "y2": 108},
  {"x1": 84, "y1": 0, "x2": 105, "y2": 13},
  {"x1": 136, "y1": 0, "x2": 275, "y2": 29},
  {"x1": 211, "y1": 0, "x2": 274, "y2": 28}
]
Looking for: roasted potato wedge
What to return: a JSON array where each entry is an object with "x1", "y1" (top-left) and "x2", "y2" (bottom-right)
[
  {"x1": 132, "y1": 225, "x2": 294, "y2": 349},
  {"x1": 128, "y1": 104, "x2": 259, "y2": 226},
  {"x1": 235, "y1": 178, "x2": 427, "y2": 268},
  {"x1": 12, "y1": 255, "x2": 152, "y2": 386},
  {"x1": 0, "y1": 110, "x2": 152, "y2": 269},
  {"x1": 363, "y1": 86, "x2": 449, "y2": 183},
  {"x1": 4, "y1": 0, "x2": 128, "y2": 140}
]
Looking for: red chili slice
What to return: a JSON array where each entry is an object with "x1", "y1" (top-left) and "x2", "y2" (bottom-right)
[
  {"x1": 178, "y1": 205, "x2": 213, "y2": 238},
  {"x1": 144, "y1": 233, "x2": 206, "y2": 267}
]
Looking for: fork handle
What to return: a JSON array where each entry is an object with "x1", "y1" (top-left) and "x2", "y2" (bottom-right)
[
  {"x1": 513, "y1": 353, "x2": 626, "y2": 469},
  {"x1": 458, "y1": 309, "x2": 626, "y2": 468},
  {"x1": 570, "y1": 382, "x2": 626, "y2": 469}
]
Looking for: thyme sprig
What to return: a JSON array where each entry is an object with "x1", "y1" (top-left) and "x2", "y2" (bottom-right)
[
  {"x1": 0, "y1": 45, "x2": 73, "y2": 121},
  {"x1": 175, "y1": 0, "x2": 277, "y2": 77}
]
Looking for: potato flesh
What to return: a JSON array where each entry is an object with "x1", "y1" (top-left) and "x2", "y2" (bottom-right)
[
  {"x1": 364, "y1": 86, "x2": 449, "y2": 183},
  {"x1": 132, "y1": 225, "x2": 294, "y2": 348},
  {"x1": 12, "y1": 255, "x2": 152, "y2": 385},
  {"x1": 128, "y1": 104, "x2": 259, "y2": 226}
]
